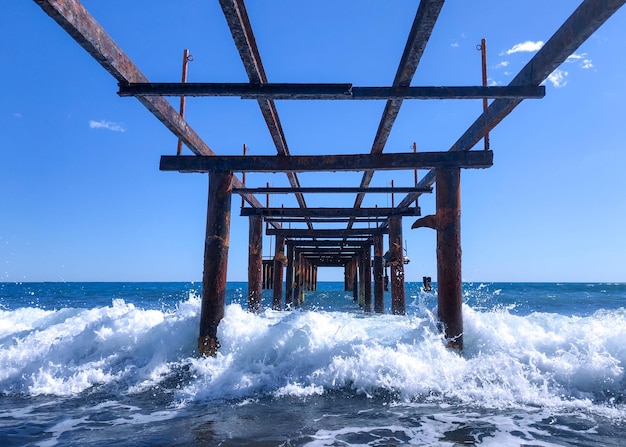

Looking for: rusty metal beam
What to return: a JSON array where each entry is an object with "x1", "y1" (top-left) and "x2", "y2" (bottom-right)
[
  {"x1": 241, "y1": 207, "x2": 420, "y2": 218},
  {"x1": 119, "y1": 83, "x2": 545, "y2": 100},
  {"x1": 33, "y1": 0, "x2": 266, "y2": 210},
  {"x1": 267, "y1": 228, "x2": 388, "y2": 238},
  {"x1": 233, "y1": 186, "x2": 432, "y2": 194},
  {"x1": 161, "y1": 151, "x2": 493, "y2": 173},
  {"x1": 351, "y1": 0, "x2": 445, "y2": 216},
  {"x1": 286, "y1": 240, "x2": 371, "y2": 247},
  {"x1": 396, "y1": 0, "x2": 626, "y2": 211},
  {"x1": 218, "y1": 0, "x2": 311, "y2": 227}
]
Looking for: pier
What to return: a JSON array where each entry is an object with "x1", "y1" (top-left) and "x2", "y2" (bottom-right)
[{"x1": 34, "y1": 0, "x2": 625, "y2": 356}]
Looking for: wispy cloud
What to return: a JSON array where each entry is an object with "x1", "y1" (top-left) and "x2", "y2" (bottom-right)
[
  {"x1": 493, "y1": 61, "x2": 509, "y2": 69},
  {"x1": 89, "y1": 120, "x2": 126, "y2": 132},
  {"x1": 451, "y1": 42, "x2": 459, "y2": 48},
  {"x1": 502, "y1": 40, "x2": 544, "y2": 55},
  {"x1": 567, "y1": 52, "x2": 594, "y2": 69},
  {"x1": 12, "y1": 112, "x2": 22, "y2": 119},
  {"x1": 547, "y1": 69, "x2": 568, "y2": 88}
]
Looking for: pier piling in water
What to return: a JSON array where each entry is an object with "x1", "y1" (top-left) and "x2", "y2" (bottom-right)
[
  {"x1": 199, "y1": 171, "x2": 233, "y2": 357},
  {"x1": 34, "y1": 0, "x2": 625, "y2": 356}
]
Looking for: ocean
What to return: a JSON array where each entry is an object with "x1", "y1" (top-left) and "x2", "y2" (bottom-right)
[{"x1": 1, "y1": 281, "x2": 625, "y2": 446}]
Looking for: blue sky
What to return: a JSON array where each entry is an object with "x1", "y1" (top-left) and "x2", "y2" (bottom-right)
[{"x1": 1, "y1": 1, "x2": 625, "y2": 282}]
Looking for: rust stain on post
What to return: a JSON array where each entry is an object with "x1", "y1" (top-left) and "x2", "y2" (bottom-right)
[
  {"x1": 389, "y1": 216, "x2": 405, "y2": 315},
  {"x1": 199, "y1": 171, "x2": 233, "y2": 357},
  {"x1": 436, "y1": 168, "x2": 463, "y2": 350},
  {"x1": 248, "y1": 215, "x2": 263, "y2": 313}
]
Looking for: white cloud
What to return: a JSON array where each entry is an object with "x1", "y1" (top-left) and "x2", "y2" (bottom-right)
[
  {"x1": 451, "y1": 42, "x2": 459, "y2": 48},
  {"x1": 547, "y1": 69, "x2": 568, "y2": 88},
  {"x1": 567, "y1": 52, "x2": 585, "y2": 62},
  {"x1": 503, "y1": 40, "x2": 544, "y2": 55},
  {"x1": 493, "y1": 61, "x2": 509, "y2": 69},
  {"x1": 89, "y1": 120, "x2": 126, "y2": 132},
  {"x1": 581, "y1": 59, "x2": 594, "y2": 69},
  {"x1": 567, "y1": 52, "x2": 594, "y2": 69}
]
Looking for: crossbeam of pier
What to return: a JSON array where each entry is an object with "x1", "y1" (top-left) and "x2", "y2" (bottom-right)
[{"x1": 160, "y1": 151, "x2": 493, "y2": 173}]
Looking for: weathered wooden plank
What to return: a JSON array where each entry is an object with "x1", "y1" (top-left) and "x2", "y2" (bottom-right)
[
  {"x1": 161, "y1": 151, "x2": 493, "y2": 173},
  {"x1": 241, "y1": 207, "x2": 420, "y2": 218},
  {"x1": 119, "y1": 83, "x2": 545, "y2": 100}
]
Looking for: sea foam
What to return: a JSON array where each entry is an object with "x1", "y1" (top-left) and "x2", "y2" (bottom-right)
[{"x1": 1, "y1": 294, "x2": 625, "y2": 420}]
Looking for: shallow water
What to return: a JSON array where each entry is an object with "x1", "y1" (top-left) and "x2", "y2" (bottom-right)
[{"x1": 1, "y1": 282, "x2": 625, "y2": 446}]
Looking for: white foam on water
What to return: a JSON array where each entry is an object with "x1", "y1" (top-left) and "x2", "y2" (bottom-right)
[{"x1": 1, "y1": 293, "x2": 625, "y2": 422}]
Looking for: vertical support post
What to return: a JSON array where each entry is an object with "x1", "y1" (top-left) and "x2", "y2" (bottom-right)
[
  {"x1": 199, "y1": 171, "x2": 233, "y2": 356},
  {"x1": 285, "y1": 243, "x2": 294, "y2": 308},
  {"x1": 272, "y1": 236, "x2": 285, "y2": 310},
  {"x1": 176, "y1": 49, "x2": 191, "y2": 156},
  {"x1": 363, "y1": 244, "x2": 372, "y2": 312},
  {"x1": 241, "y1": 144, "x2": 247, "y2": 208},
  {"x1": 345, "y1": 261, "x2": 354, "y2": 291},
  {"x1": 358, "y1": 252, "x2": 365, "y2": 307},
  {"x1": 352, "y1": 257, "x2": 359, "y2": 301},
  {"x1": 247, "y1": 215, "x2": 263, "y2": 313},
  {"x1": 373, "y1": 234, "x2": 385, "y2": 313},
  {"x1": 389, "y1": 215, "x2": 406, "y2": 315},
  {"x1": 312, "y1": 265, "x2": 318, "y2": 291},
  {"x1": 436, "y1": 168, "x2": 463, "y2": 349},
  {"x1": 479, "y1": 38, "x2": 490, "y2": 151}
]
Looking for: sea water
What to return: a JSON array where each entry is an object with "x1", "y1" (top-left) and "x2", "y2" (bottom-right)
[{"x1": 1, "y1": 282, "x2": 625, "y2": 446}]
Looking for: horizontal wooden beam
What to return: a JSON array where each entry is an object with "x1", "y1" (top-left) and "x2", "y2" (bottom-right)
[
  {"x1": 161, "y1": 151, "x2": 493, "y2": 173},
  {"x1": 241, "y1": 207, "x2": 419, "y2": 218},
  {"x1": 267, "y1": 228, "x2": 387, "y2": 238},
  {"x1": 119, "y1": 83, "x2": 545, "y2": 100},
  {"x1": 232, "y1": 186, "x2": 432, "y2": 194}
]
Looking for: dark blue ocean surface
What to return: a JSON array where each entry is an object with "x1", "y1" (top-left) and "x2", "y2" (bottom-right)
[{"x1": 1, "y1": 282, "x2": 625, "y2": 446}]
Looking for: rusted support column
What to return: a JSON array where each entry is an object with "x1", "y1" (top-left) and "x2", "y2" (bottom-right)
[
  {"x1": 293, "y1": 250, "x2": 301, "y2": 306},
  {"x1": 358, "y1": 253, "x2": 366, "y2": 307},
  {"x1": 363, "y1": 245, "x2": 372, "y2": 312},
  {"x1": 313, "y1": 265, "x2": 318, "y2": 291},
  {"x1": 272, "y1": 236, "x2": 285, "y2": 310},
  {"x1": 345, "y1": 261, "x2": 354, "y2": 291},
  {"x1": 199, "y1": 171, "x2": 233, "y2": 357},
  {"x1": 247, "y1": 215, "x2": 263, "y2": 313},
  {"x1": 352, "y1": 257, "x2": 359, "y2": 301},
  {"x1": 373, "y1": 234, "x2": 385, "y2": 313},
  {"x1": 436, "y1": 168, "x2": 463, "y2": 349},
  {"x1": 388, "y1": 215, "x2": 406, "y2": 315},
  {"x1": 285, "y1": 243, "x2": 294, "y2": 308}
]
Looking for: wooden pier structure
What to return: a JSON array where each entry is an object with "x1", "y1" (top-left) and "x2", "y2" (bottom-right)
[{"x1": 34, "y1": 0, "x2": 625, "y2": 356}]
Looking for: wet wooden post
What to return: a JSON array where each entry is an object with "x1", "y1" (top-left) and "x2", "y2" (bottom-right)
[
  {"x1": 436, "y1": 168, "x2": 463, "y2": 349},
  {"x1": 199, "y1": 171, "x2": 233, "y2": 357},
  {"x1": 363, "y1": 244, "x2": 372, "y2": 312},
  {"x1": 388, "y1": 215, "x2": 406, "y2": 315},
  {"x1": 312, "y1": 265, "x2": 318, "y2": 291},
  {"x1": 285, "y1": 243, "x2": 294, "y2": 308},
  {"x1": 247, "y1": 215, "x2": 263, "y2": 313},
  {"x1": 293, "y1": 250, "x2": 301, "y2": 306},
  {"x1": 272, "y1": 236, "x2": 285, "y2": 310},
  {"x1": 373, "y1": 234, "x2": 385, "y2": 313}
]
